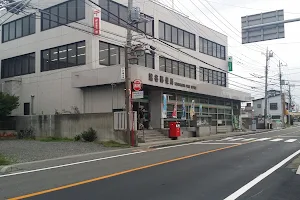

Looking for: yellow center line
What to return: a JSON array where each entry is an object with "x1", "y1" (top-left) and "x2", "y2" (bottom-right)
[{"x1": 9, "y1": 143, "x2": 242, "y2": 200}]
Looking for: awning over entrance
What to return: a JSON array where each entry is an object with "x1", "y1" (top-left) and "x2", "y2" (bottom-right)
[{"x1": 72, "y1": 65, "x2": 251, "y2": 102}]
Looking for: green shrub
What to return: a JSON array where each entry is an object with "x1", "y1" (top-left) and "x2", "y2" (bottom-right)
[
  {"x1": 74, "y1": 134, "x2": 81, "y2": 141},
  {"x1": 81, "y1": 128, "x2": 97, "y2": 142}
]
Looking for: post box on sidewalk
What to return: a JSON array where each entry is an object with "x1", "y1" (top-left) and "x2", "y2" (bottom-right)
[{"x1": 169, "y1": 121, "x2": 181, "y2": 139}]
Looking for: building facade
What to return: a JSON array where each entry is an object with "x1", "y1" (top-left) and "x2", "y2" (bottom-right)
[
  {"x1": 253, "y1": 94, "x2": 289, "y2": 120},
  {"x1": 0, "y1": 0, "x2": 251, "y2": 129}
]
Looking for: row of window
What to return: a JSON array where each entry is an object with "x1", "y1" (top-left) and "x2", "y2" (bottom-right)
[
  {"x1": 1, "y1": 53, "x2": 35, "y2": 78},
  {"x1": 199, "y1": 37, "x2": 226, "y2": 60},
  {"x1": 41, "y1": 0, "x2": 85, "y2": 31},
  {"x1": 41, "y1": 41, "x2": 86, "y2": 72},
  {"x1": 159, "y1": 57, "x2": 196, "y2": 80},
  {"x1": 99, "y1": 41, "x2": 154, "y2": 69},
  {"x1": 99, "y1": 0, "x2": 154, "y2": 36},
  {"x1": 199, "y1": 67, "x2": 226, "y2": 87},
  {"x1": 159, "y1": 21, "x2": 195, "y2": 50},
  {"x1": 257, "y1": 103, "x2": 278, "y2": 110},
  {"x1": 2, "y1": 14, "x2": 36, "y2": 43}
]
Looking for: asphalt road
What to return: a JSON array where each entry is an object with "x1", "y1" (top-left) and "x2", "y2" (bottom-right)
[{"x1": 1, "y1": 127, "x2": 300, "y2": 200}]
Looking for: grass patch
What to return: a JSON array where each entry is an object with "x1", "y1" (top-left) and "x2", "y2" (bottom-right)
[
  {"x1": 38, "y1": 137, "x2": 73, "y2": 142},
  {"x1": 0, "y1": 154, "x2": 11, "y2": 165},
  {"x1": 100, "y1": 140, "x2": 130, "y2": 148}
]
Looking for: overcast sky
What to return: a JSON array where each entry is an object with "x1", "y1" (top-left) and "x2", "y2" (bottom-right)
[{"x1": 158, "y1": 0, "x2": 300, "y2": 106}]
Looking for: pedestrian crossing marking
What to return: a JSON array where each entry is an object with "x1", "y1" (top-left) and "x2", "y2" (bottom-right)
[
  {"x1": 270, "y1": 138, "x2": 284, "y2": 142},
  {"x1": 242, "y1": 138, "x2": 256, "y2": 141},
  {"x1": 285, "y1": 139, "x2": 297, "y2": 143},
  {"x1": 256, "y1": 138, "x2": 271, "y2": 141},
  {"x1": 229, "y1": 138, "x2": 244, "y2": 141}
]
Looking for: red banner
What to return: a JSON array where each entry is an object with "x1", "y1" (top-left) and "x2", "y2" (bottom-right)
[{"x1": 94, "y1": 17, "x2": 100, "y2": 35}]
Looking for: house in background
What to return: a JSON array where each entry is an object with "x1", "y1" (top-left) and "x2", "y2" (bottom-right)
[{"x1": 253, "y1": 93, "x2": 289, "y2": 122}]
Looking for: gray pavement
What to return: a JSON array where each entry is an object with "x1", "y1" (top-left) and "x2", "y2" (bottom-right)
[
  {"x1": 1, "y1": 126, "x2": 300, "y2": 200},
  {"x1": 0, "y1": 140, "x2": 127, "y2": 163}
]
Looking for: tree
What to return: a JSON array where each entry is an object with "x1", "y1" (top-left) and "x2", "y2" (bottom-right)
[{"x1": 0, "y1": 92, "x2": 19, "y2": 117}]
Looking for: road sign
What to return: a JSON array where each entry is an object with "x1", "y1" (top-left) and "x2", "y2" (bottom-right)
[
  {"x1": 241, "y1": 10, "x2": 285, "y2": 44},
  {"x1": 132, "y1": 91, "x2": 144, "y2": 99},
  {"x1": 228, "y1": 56, "x2": 233, "y2": 72},
  {"x1": 133, "y1": 79, "x2": 142, "y2": 91}
]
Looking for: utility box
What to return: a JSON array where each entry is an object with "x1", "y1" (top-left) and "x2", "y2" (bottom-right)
[{"x1": 169, "y1": 122, "x2": 181, "y2": 139}]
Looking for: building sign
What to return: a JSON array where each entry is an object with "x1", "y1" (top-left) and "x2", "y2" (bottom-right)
[
  {"x1": 148, "y1": 73, "x2": 196, "y2": 90},
  {"x1": 162, "y1": 94, "x2": 167, "y2": 119},
  {"x1": 120, "y1": 67, "x2": 125, "y2": 80},
  {"x1": 93, "y1": 9, "x2": 101, "y2": 35},
  {"x1": 132, "y1": 91, "x2": 144, "y2": 99}
]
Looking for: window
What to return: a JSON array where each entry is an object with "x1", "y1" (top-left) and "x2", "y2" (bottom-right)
[
  {"x1": 171, "y1": 27, "x2": 177, "y2": 44},
  {"x1": 208, "y1": 69, "x2": 212, "y2": 83},
  {"x1": 199, "y1": 37, "x2": 203, "y2": 53},
  {"x1": 203, "y1": 39, "x2": 208, "y2": 54},
  {"x1": 165, "y1": 24, "x2": 171, "y2": 42},
  {"x1": 3, "y1": 24, "x2": 9, "y2": 42},
  {"x1": 221, "y1": 46, "x2": 225, "y2": 60},
  {"x1": 41, "y1": 0, "x2": 85, "y2": 31},
  {"x1": 257, "y1": 104, "x2": 261, "y2": 108},
  {"x1": 221, "y1": 73, "x2": 226, "y2": 87},
  {"x1": 172, "y1": 61, "x2": 178, "y2": 75},
  {"x1": 179, "y1": 62, "x2": 184, "y2": 76},
  {"x1": 159, "y1": 21, "x2": 164, "y2": 39},
  {"x1": 199, "y1": 37, "x2": 225, "y2": 60},
  {"x1": 178, "y1": 29, "x2": 184, "y2": 46},
  {"x1": 159, "y1": 57, "x2": 165, "y2": 72},
  {"x1": 145, "y1": 54, "x2": 154, "y2": 69},
  {"x1": 24, "y1": 103, "x2": 30, "y2": 115},
  {"x1": 99, "y1": 41, "x2": 122, "y2": 66},
  {"x1": 270, "y1": 103, "x2": 278, "y2": 110},
  {"x1": 41, "y1": 41, "x2": 85, "y2": 72},
  {"x1": 159, "y1": 56, "x2": 195, "y2": 79},
  {"x1": 159, "y1": 21, "x2": 195, "y2": 50},
  {"x1": 99, "y1": 0, "x2": 154, "y2": 36},
  {"x1": 190, "y1": 65, "x2": 196, "y2": 79},
  {"x1": 218, "y1": 71, "x2": 222, "y2": 85},
  {"x1": 184, "y1": 64, "x2": 190, "y2": 78},
  {"x1": 208, "y1": 41, "x2": 213, "y2": 56},
  {"x1": 1, "y1": 53, "x2": 35, "y2": 78},
  {"x1": 108, "y1": 1, "x2": 119, "y2": 24},
  {"x1": 199, "y1": 67, "x2": 204, "y2": 81},
  {"x1": 166, "y1": 59, "x2": 172, "y2": 73},
  {"x1": 184, "y1": 31, "x2": 189, "y2": 48},
  {"x1": 212, "y1": 43, "x2": 217, "y2": 57},
  {"x1": 212, "y1": 71, "x2": 217, "y2": 85},
  {"x1": 217, "y1": 44, "x2": 221, "y2": 58},
  {"x1": 9, "y1": 21, "x2": 16, "y2": 40},
  {"x1": 16, "y1": 19, "x2": 22, "y2": 38},
  {"x1": 204, "y1": 68, "x2": 208, "y2": 82}
]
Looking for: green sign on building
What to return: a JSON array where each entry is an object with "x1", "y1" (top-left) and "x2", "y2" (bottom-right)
[{"x1": 228, "y1": 56, "x2": 233, "y2": 72}]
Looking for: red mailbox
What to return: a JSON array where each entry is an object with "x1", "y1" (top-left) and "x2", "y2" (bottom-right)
[{"x1": 169, "y1": 121, "x2": 181, "y2": 139}]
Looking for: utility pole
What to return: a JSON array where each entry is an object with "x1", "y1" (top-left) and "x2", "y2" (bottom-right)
[
  {"x1": 264, "y1": 48, "x2": 269, "y2": 129},
  {"x1": 288, "y1": 83, "x2": 292, "y2": 125},
  {"x1": 279, "y1": 61, "x2": 285, "y2": 127},
  {"x1": 125, "y1": 0, "x2": 133, "y2": 146}
]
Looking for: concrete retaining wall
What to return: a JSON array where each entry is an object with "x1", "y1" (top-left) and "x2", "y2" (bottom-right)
[{"x1": 12, "y1": 113, "x2": 127, "y2": 143}]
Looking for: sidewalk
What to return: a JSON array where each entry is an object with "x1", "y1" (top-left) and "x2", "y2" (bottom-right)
[{"x1": 138, "y1": 129, "x2": 274, "y2": 148}]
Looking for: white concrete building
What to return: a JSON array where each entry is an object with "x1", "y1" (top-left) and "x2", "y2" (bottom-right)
[
  {"x1": 0, "y1": 0, "x2": 251, "y2": 129},
  {"x1": 253, "y1": 94, "x2": 289, "y2": 120}
]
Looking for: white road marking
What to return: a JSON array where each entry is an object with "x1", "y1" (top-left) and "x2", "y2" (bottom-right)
[
  {"x1": 229, "y1": 138, "x2": 245, "y2": 141},
  {"x1": 270, "y1": 138, "x2": 283, "y2": 142},
  {"x1": 220, "y1": 137, "x2": 233, "y2": 141},
  {"x1": 242, "y1": 138, "x2": 256, "y2": 141},
  {"x1": 224, "y1": 149, "x2": 300, "y2": 200},
  {"x1": 296, "y1": 165, "x2": 300, "y2": 175},
  {"x1": 256, "y1": 138, "x2": 271, "y2": 141},
  {"x1": 0, "y1": 151, "x2": 146, "y2": 178},
  {"x1": 285, "y1": 139, "x2": 297, "y2": 143},
  {"x1": 194, "y1": 142, "x2": 242, "y2": 145}
]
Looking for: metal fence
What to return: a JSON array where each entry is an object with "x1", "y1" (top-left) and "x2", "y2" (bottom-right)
[{"x1": 0, "y1": 120, "x2": 16, "y2": 130}]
